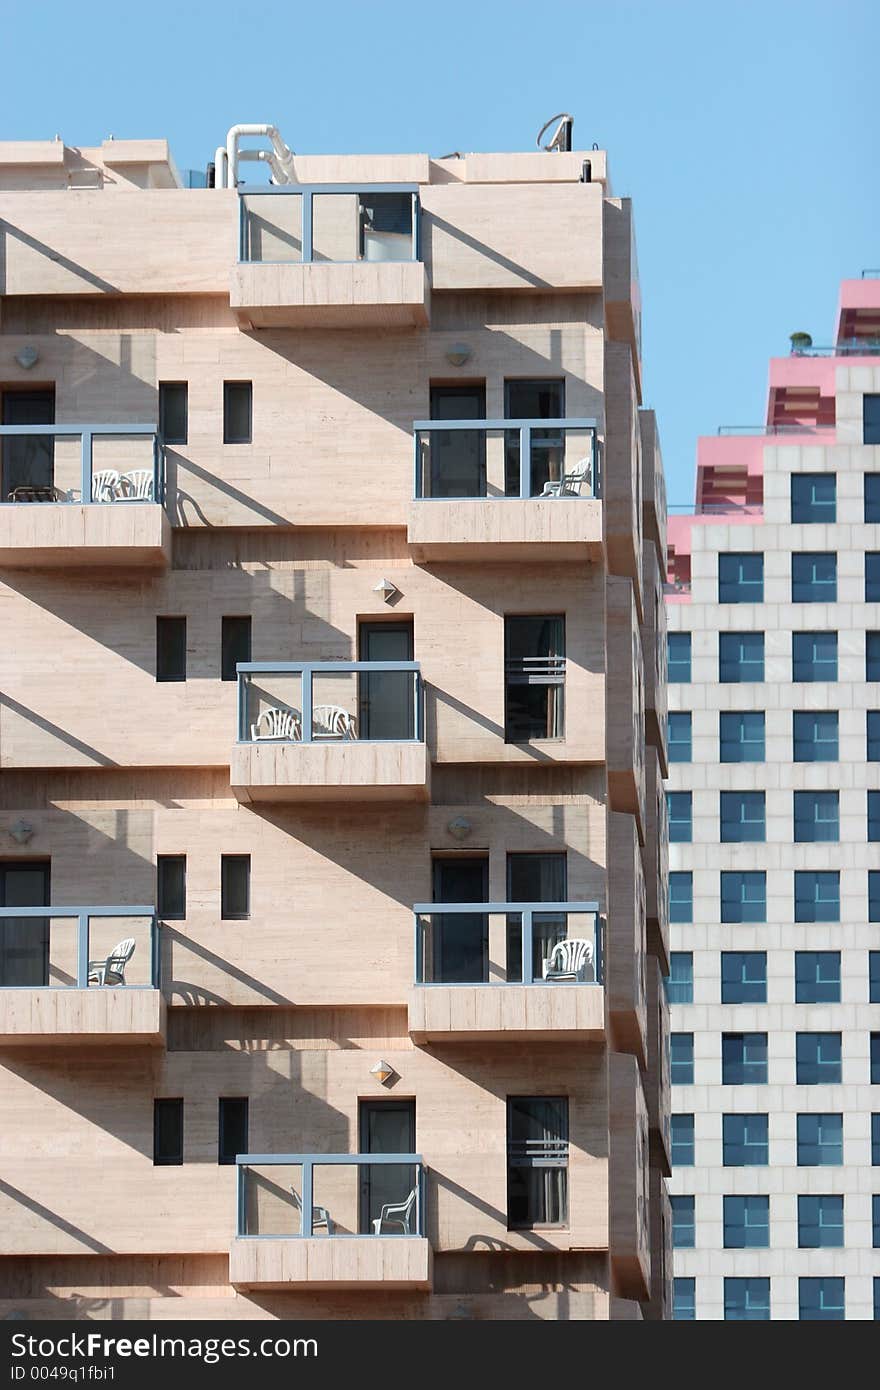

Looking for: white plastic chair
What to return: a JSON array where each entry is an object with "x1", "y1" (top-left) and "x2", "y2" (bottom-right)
[
  {"x1": 542, "y1": 937, "x2": 594, "y2": 982},
  {"x1": 91, "y1": 469, "x2": 122, "y2": 503},
  {"x1": 539, "y1": 456, "x2": 591, "y2": 499},
  {"x1": 87, "y1": 937, "x2": 136, "y2": 986},
  {"x1": 250, "y1": 707, "x2": 301, "y2": 741},
  {"x1": 312, "y1": 704, "x2": 357, "y2": 740},
  {"x1": 119, "y1": 469, "x2": 155, "y2": 501},
  {"x1": 372, "y1": 1185, "x2": 418, "y2": 1235},
  {"x1": 290, "y1": 1186, "x2": 335, "y2": 1234}
]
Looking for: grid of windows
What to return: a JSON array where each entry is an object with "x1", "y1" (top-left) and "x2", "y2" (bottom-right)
[
  {"x1": 668, "y1": 632, "x2": 691, "y2": 683},
  {"x1": 720, "y1": 791, "x2": 765, "y2": 842},
  {"x1": 721, "y1": 952, "x2": 766, "y2": 1004},
  {"x1": 792, "y1": 551, "x2": 836, "y2": 603},
  {"x1": 794, "y1": 871, "x2": 839, "y2": 922},
  {"x1": 719, "y1": 632, "x2": 764, "y2": 683},
  {"x1": 669, "y1": 872, "x2": 693, "y2": 924},
  {"x1": 720, "y1": 710, "x2": 765, "y2": 762},
  {"x1": 796, "y1": 1032, "x2": 842, "y2": 1085},
  {"x1": 719, "y1": 552, "x2": 764, "y2": 603},
  {"x1": 668, "y1": 791, "x2": 693, "y2": 843},
  {"x1": 799, "y1": 1277, "x2": 844, "y2": 1321},
  {"x1": 723, "y1": 1195, "x2": 769, "y2": 1248},
  {"x1": 793, "y1": 790, "x2": 839, "y2": 842},
  {"x1": 795, "y1": 952, "x2": 841, "y2": 1004},
  {"x1": 665, "y1": 952, "x2": 694, "y2": 1004},
  {"x1": 667, "y1": 711, "x2": 692, "y2": 763},
  {"x1": 671, "y1": 1114, "x2": 695, "y2": 1166},
  {"x1": 724, "y1": 1278, "x2": 770, "y2": 1321},
  {"x1": 670, "y1": 1195, "x2": 695, "y2": 1249},
  {"x1": 671, "y1": 1033, "x2": 694, "y2": 1085},
  {"x1": 792, "y1": 631, "x2": 837, "y2": 682},
  {"x1": 797, "y1": 1113, "x2": 843, "y2": 1166},
  {"x1": 722, "y1": 1033, "x2": 768, "y2": 1085},
  {"x1": 791, "y1": 473, "x2": 836, "y2": 523},
  {"x1": 793, "y1": 710, "x2": 838, "y2": 762},
  {"x1": 721, "y1": 871, "x2": 766, "y2": 923},
  {"x1": 722, "y1": 1113, "x2": 768, "y2": 1166}
]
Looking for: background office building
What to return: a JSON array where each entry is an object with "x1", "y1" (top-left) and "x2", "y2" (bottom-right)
[
  {"x1": 665, "y1": 273, "x2": 880, "y2": 1320},
  {"x1": 0, "y1": 127, "x2": 669, "y2": 1320}
]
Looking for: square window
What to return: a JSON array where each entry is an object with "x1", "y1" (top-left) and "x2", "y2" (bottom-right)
[
  {"x1": 798, "y1": 1195, "x2": 844, "y2": 1249},
  {"x1": 793, "y1": 710, "x2": 838, "y2": 762},
  {"x1": 720, "y1": 711, "x2": 765, "y2": 762},
  {"x1": 720, "y1": 791, "x2": 765, "y2": 842},
  {"x1": 668, "y1": 633, "x2": 691, "y2": 683},
  {"x1": 721, "y1": 871, "x2": 766, "y2": 924},
  {"x1": 796, "y1": 1033, "x2": 842, "y2": 1085},
  {"x1": 724, "y1": 1277, "x2": 770, "y2": 1321},
  {"x1": 867, "y1": 554, "x2": 880, "y2": 602},
  {"x1": 866, "y1": 473, "x2": 880, "y2": 521},
  {"x1": 669, "y1": 872, "x2": 693, "y2": 925},
  {"x1": 670, "y1": 1195, "x2": 695, "y2": 1249},
  {"x1": 722, "y1": 1114, "x2": 768, "y2": 1166},
  {"x1": 668, "y1": 791, "x2": 692, "y2": 843},
  {"x1": 722, "y1": 1033, "x2": 768, "y2": 1085},
  {"x1": 719, "y1": 552, "x2": 764, "y2": 603},
  {"x1": 721, "y1": 952, "x2": 766, "y2": 1004},
  {"x1": 671, "y1": 1033, "x2": 694, "y2": 1085},
  {"x1": 794, "y1": 871, "x2": 840, "y2": 923},
  {"x1": 868, "y1": 711, "x2": 880, "y2": 760},
  {"x1": 673, "y1": 1278, "x2": 695, "y2": 1320},
  {"x1": 792, "y1": 552, "x2": 836, "y2": 603},
  {"x1": 723, "y1": 1195, "x2": 769, "y2": 1249},
  {"x1": 667, "y1": 711, "x2": 692, "y2": 763},
  {"x1": 793, "y1": 791, "x2": 839, "y2": 842},
  {"x1": 868, "y1": 633, "x2": 880, "y2": 681},
  {"x1": 797, "y1": 1113, "x2": 842, "y2": 1166},
  {"x1": 665, "y1": 952, "x2": 693, "y2": 1004},
  {"x1": 671, "y1": 1113, "x2": 695, "y2": 1166},
  {"x1": 799, "y1": 1277, "x2": 844, "y2": 1321},
  {"x1": 795, "y1": 952, "x2": 841, "y2": 1004},
  {"x1": 792, "y1": 631, "x2": 837, "y2": 682},
  {"x1": 791, "y1": 473, "x2": 836, "y2": 523},
  {"x1": 719, "y1": 632, "x2": 764, "y2": 683}
]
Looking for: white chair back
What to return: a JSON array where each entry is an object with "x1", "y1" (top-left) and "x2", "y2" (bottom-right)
[
  {"x1": 546, "y1": 936, "x2": 594, "y2": 979},
  {"x1": 559, "y1": 456, "x2": 591, "y2": 496},
  {"x1": 105, "y1": 937, "x2": 136, "y2": 982},
  {"x1": 251, "y1": 706, "x2": 300, "y2": 741},
  {"x1": 120, "y1": 469, "x2": 155, "y2": 501},
  {"x1": 92, "y1": 469, "x2": 121, "y2": 502},
  {"x1": 312, "y1": 704, "x2": 357, "y2": 739}
]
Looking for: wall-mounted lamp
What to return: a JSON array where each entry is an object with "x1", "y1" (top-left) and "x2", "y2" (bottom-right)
[
  {"x1": 445, "y1": 342, "x2": 472, "y2": 367},
  {"x1": 9, "y1": 820, "x2": 34, "y2": 845},
  {"x1": 372, "y1": 578, "x2": 400, "y2": 604},
  {"x1": 14, "y1": 347, "x2": 39, "y2": 370},
  {"x1": 447, "y1": 817, "x2": 472, "y2": 841},
  {"x1": 370, "y1": 1059, "x2": 396, "y2": 1086}
]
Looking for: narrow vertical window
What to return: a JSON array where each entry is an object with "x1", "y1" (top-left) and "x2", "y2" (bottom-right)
[
  {"x1": 156, "y1": 617, "x2": 186, "y2": 682},
  {"x1": 157, "y1": 855, "x2": 186, "y2": 920},
  {"x1": 504, "y1": 615, "x2": 565, "y2": 741},
  {"x1": 153, "y1": 1098, "x2": 183, "y2": 1166},
  {"x1": 223, "y1": 381, "x2": 252, "y2": 444},
  {"x1": 221, "y1": 854, "x2": 250, "y2": 920},
  {"x1": 159, "y1": 382, "x2": 188, "y2": 445},
  {"x1": 222, "y1": 616, "x2": 252, "y2": 683},
  {"x1": 506, "y1": 1096, "x2": 568, "y2": 1228},
  {"x1": 218, "y1": 1098, "x2": 249, "y2": 1166}
]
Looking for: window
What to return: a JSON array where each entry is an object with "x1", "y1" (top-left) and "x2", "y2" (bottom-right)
[
  {"x1": 719, "y1": 552, "x2": 763, "y2": 603},
  {"x1": 793, "y1": 710, "x2": 838, "y2": 762},
  {"x1": 874, "y1": 1115, "x2": 880, "y2": 1165},
  {"x1": 721, "y1": 952, "x2": 767, "y2": 1004},
  {"x1": 795, "y1": 952, "x2": 840, "y2": 1004},
  {"x1": 796, "y1": 1033, "x2": 842, "y2": 1085},
  {"x1": 868, "y1": 554, "x2": 880, "y2": 602},
  {"x1": 157, "y1": 855, "x2": 186, "y2": 920},
  {"x1": 671, "y1": 1114, "x2": 694, "y2": 1166},
  {"x1": 869, "y1": 711, "x2": 880, "y2": 760},
  {"x1": 221, "y1": 616, "x2": 251, "y2": 683},
  {"x1": 671, "y1": 1033, "x2": 694, "y2": 1085},
  {"x1": 156, "y1": 616, "x2": 186, "y2": 683},
  {"x1": 872, "y1": 1033, "x2": 880, "y2": 1084},
  {"x1": 874, "y1": 1194, "x2": 880, "y2": 1248},
  {"x1": 158, "y1": 382, "x2": 187, "y2": 446},
  {"x1": 722, "y1": 1033, "x2": 768, "y2": 1085},
  {"x1": 871, "y1": 950, "x2": 880, "y2": 999},
  {"x1": 670, "y1": 1195, "x2": 695, "y2": 1248},
  {"x1": 504, "y1": 616, "x2": 565, "y2": 741},
  {"x1": 669, "y1": 872, "x2": 693, "y2": 924},
  {"x1": 799, "y1": 1277, "x2": 844, "y2": 1321},
  {"x1": 218, "y1": 1097, "x2": 249, "y2": 1166},
  {"x1": 797, "y1": 1195, "x2": 843, "y2": 1249},
  {"x1": 506, "y1": 852, "x2": 567, "y2": 983},
  {"x1": 794, "y1": 790, "x2": 839, "y2": 842},
  {"x1": 221, "y1": 855, "x2": 250, "y2": 920},
  {"x1": 720, "y1": 791, "x2": 765, "y2": 842},
  {"x1": 797, "y1": 1113, "x2": 842, "y2": 1166},
  {"x1": 723, "y1": 1195, "x2": 769, "y2": 1248},
  {"x1": 865, "y1": 394, "x2": 880, "y2": 445},
  {"x1": 668, "y1": 633, "x2": 691, "y2": 683},
  {"x1": 792, "y1": 552, "x2": 836, "y2": 603},
  {"x1": 724, "y1": 1278, "x2": 770, "y2": 1321},
  {"x1": 665, "y1": 952, "x2": 693, "y2": 1004},
  {"x1": 667, "y1": 711, "x2": 692, "y2": 763},
  {"x1": 868, "y1": 632, "x2": 880, "y2": 681},
  {"x1": 794, "y1": 870, "x2": 840, "y2": 922},
  {"x1": 791, "y1": 473, "x2": 836, "y2": 523},
  {"x1": 673, "y1": 1278, "x2": 695, "y2": 1321},
  {"x1": 719, "y1": 710, "x2": 765, "y2": 762},
  {"x1": 153, "y1": 1098, "x2": 183, "y2": 1166},
  {"x1": 876, "y1": 1277, "x2": 880, "y2": 1322},
  {"x1": 506, "y1": 1096, "x2": 568, "y2": 1228},
  {"x1": 719, "y1": 632, "x2": 764, "y2": 683},
  {"x1": 721, "y1": 871, "x2": 766, "y2": 924},
  {"x1": 667, "y1": 791, "x2": 692, "y2": 843},
  {"x1": 722, "y1": 1114, "x2": 768, "y2": 1166},
  {"x1": 870, "y1": 792, "x2": 880, "y2": 841},
  {"x1": 866, "y1": 473, "x2": 880, "y2": 520},
  {"x1": 223, "y1": 381, "x2": 252, "y2": 444},
  {"x1": 503, "y1": 379, "x2": 565, "y2": 495},
  {"x1": 792, "y1": 631, "x2": 837, "y2": 682}
]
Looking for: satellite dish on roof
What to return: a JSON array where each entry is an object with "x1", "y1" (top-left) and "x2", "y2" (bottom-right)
[{"x1": 537, "y1": 113, "x2": 574, "y2": 152}]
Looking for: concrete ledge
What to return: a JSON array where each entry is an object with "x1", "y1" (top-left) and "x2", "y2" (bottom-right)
[
  {"x1": 229, "y1": 1237, "x2": 433, "y2": 1290},
  {"x1": 407, "y1": 498, "x2": 603, "y2": 563},
  {"x1": 408, "y1": 983, "x2": 605, "y2": 1044},
  {"x1": 0, "y1": 504, "x2": 171, "y2": 570},
  {"x1": 0, "y1": 989, "x2": 166, "y2": 1047},
  {"x1": 231, "y1": 262, "x2": 430, "y2": 328},
  {"x1": 231, "y1": 741, "x2": 430, "y2": 803}
]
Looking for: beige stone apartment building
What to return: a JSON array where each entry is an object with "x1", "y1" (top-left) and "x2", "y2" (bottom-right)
[{"x1": 0, "y1": 129, "x2": 669, "y2": 1320}]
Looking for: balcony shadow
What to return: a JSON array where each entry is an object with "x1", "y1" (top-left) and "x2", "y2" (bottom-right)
[
  {"x1": 0, "y1": 223, "x2": 119, "y2": 295},
  {"x1": 0, "y1": 691, "x2": 116, "y2": 767},
  {"x1": 165, "y1": 928, "x2": 292, "y2": 1006},
  {"x1": 423, "y1": 213, "x2": 551, "y2": 290},
  {"x1": 0, "y1": 1178, "x2": 113, "y2": 1254}
]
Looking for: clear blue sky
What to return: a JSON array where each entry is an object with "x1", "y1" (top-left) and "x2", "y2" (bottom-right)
[{"x1": 3, "y1": 0, "x2": 877, "y2": 504}]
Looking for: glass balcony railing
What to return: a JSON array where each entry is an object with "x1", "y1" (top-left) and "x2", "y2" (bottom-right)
[
  {"x1": 0, "y1": 906, "x2": 159, "y2": 989},
  {"x1": 413, "y1": 418, "x2": 598, "y2": 501},
  {"x1": 239, "y1": 186, "x2": 421, "y2": 265},
  {"x1": 0, "y1": 425, "x2": 164, "y2": 505},
  {"x1": 236, "y1": 1154, "x2": 426, "y2": 1238},
  {"x1": 237, "y1": 662, "x2": 423, "y2": 744},
  {"x1": 413, "y1": 901, "x2": 602, "y2": 986}
]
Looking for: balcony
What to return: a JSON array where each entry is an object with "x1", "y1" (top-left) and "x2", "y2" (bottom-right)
[
  {"x1": 229, "y1": 1154, "x2": 432, "y2": 1290},
  {"x1": 408, "y1": 901, "x2": 604, "y2": 1043},
  {"x1": 0, "y1": 906, "x2": 164, "y2": 1046},
  {"x1": 0, "y1": 425, "x2": 170, "y2": 569},
  {"x1": 230, "y1": 661, "x2": 429, "y2": 804},
  {"x1": 230, "y1": 185, "x2": 429, "y2": 328},
  {"x1": 407, "y1": 418, "x2": 601, "y2": 562}
]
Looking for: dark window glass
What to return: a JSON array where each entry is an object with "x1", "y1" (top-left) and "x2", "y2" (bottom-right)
[
  {"x1": 671, "y1": 1114, "x2": 695, "y2": 1166},
  {"x1": 667, "y1": 711, "x2": 692, "y2": 763},
  {"x1": 867, "y1": 554, "x2": 880, "y2": 602},
  {"x1": 665, "y1": 952, "x2": 693, "y2": 1004},
  {"x1": 503, "y1": 379, "x2": 565, "y2": 496},
  {"x1": 722, "y1": 1113, "x2": 768, "y2": 1166},
  {"x1": 797, "y1": 1113, "x2": 842, "y2": 1166},
  {"x1": 791, "y1": 473, "x2": 835, "y2": 523},
  {"x1": 669, "y1": 872, "x2": 693, "y2": 924},
  {"x1": 792, "y1": 552, "x2": 836, "y2": 603},
  {"x1": 505, "y1": 852, "x2": 567, "y2": 983},
  {"x1": 157, "y1": 855, "x2": 186, "y2": 920},
  {"x1": 159, "y1": 382, "x2": 188, "y2": 446},
  {"x1": 724, "y1": 1277, "x2": 770, "y2": 1321},
  {"x1": 670, "y1": 1195, "x2": 695, "y2": 1248},
  {"x1": 222, "y1": 615, "x2": 252, "y2": 683},
  {"x1": 868, "y1": 711, "x2": 880, "y2": 760},
  {"x1": 719, "y1": 632, "x2": 764, "y2": 683},
  {"x1": 0, "y1": 861, "x2": 51, "y2": 988},
  {"x1": 719, "y1": 552, "x2": 763, "y2": 603},
  {"x1": 795, "y1": 951, "x2": 840, "y2": 1004},
  {"x1": 792, "y1": 631, "x2": 837, "y2": 682},
  {"x1": 865, "y1": 395, "x2": 880, "y2": 445},
  {"x1": 223, "y1": 381, "x2": 252, "y2": 444},
  {"x1": 865, "y1": 474, "x2": 880, "y2": 521},
  {"x1": 799, "y1": 1277, "x2": 844, "y2": 1320},
  {"x1": 667, "y1": 791, "x2": 692, "y2": 843},
  {"x1": 218, "y1": 1097, "x2": 249, "y2": 1166},
  {"x1": 793, "y1": 790, "x2": 839, "y2": 842},
  {"x1": 793, "y1": 710, "x2": 838, "y2": 762},
  {"x1": 873, "y1": 1114, "x2": 880, "y2": 1165},
  {"x1": 156, "y1": 617, "x2": 186, "y2": 682},
  {"x1": 723, "y1": 1195, "x2": 769, "y2": 1248},
  {"x1": 722, "y1": 1033, "x2": 768, "y2": 1085},
  {"x1": 720, "y1": 791, "x2": 765, "y2": 842},
  {"x1": 668, "y1": 633, "x2": 691, "y2": 683},
  {"x1": 153, "y1": 1098, "x2": 183, "y2": 1165},
  {"x1": 794, "y1": 871, "x2": 839, "y2": 922},
  {"x1": 871, "y1": 949, "x2": 880, "y2": 999},
  {"x1": 504, "y1": 616, "x2": 565, "y2": 741},
  {"x1": 673, "y1": 1278, "x2": 695, "y2": 1320},
  {"x1": 721, "y1": 871, "x2": 766, "y2": 924},
  {"x1": 671, "y1": 1033, "x2": 694, "y2": 1085},
  {"x1": 1, "y1": 388, "x2": 55, "y2": 496},
  {"x1": 425, "y1": 384, "x2": 487, "y2": 498},
  {"x1": 221, "y1": 855, "x2": 250, "y2": 920},
  {"x1": 798, "y1": 1196, "x2": 844, "y2": 1249},
  {"x1": 796, "y1": 1032, "x2": 842, "y2": 1085},
  {"x1": 721, "y1": 952, "x2": 766, "y2": 1004},
  {"x1": 869, "y1": 633, "x2": 880, "y2": 681},
  {"x1": 872, "y1": 1033, "x2": 880, "y2": 1084},
  {"x1": 506, "y1": 1096, "x2": 568, "y2": 1228},
  {"x1": 720, "y1": 710, "x2": 765, "y2": 762}
]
